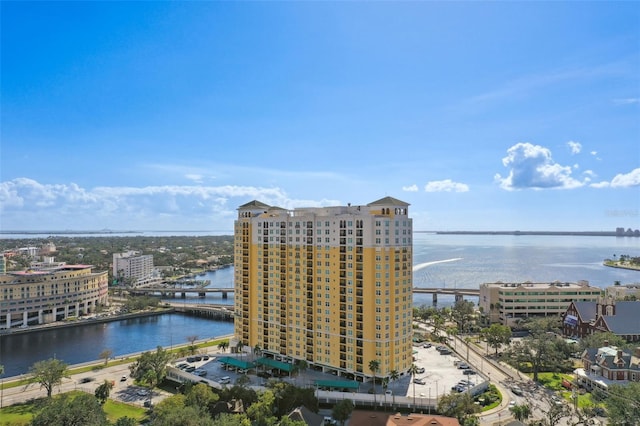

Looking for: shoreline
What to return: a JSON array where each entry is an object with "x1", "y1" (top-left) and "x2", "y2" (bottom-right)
[
  {"x1": 603, "y1": 263, "x2": 640, "y2": 272},
  {"x1": 0, "y1": 308, "x2": 175, "y2": 336}
]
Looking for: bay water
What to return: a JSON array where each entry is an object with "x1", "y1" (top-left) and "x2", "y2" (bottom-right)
[{"x1": 1, "y1": 233, "x2": 638, "y2": 377}]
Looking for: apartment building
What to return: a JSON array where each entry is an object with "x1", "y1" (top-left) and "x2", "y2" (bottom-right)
[
  {"x1": 113, "y1": 251, "x2": 155, "y2": 286},
  {"x1": 234, "y1": 197, "x2": 413, "y2": 381},
  {"x1": 0, "y1": 264, "x2": 109, "y2": 329},
  {"x1": 479, "y1": 280, "x2": 602, "y2": 326}
]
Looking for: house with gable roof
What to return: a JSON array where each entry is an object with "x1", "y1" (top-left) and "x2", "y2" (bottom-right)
[
  {"x1": 575, "y1": 344, "x2": 640, "y2": 391},
  {"x1": 562, "y1": 299, "x2": 640, "y2": 342}
]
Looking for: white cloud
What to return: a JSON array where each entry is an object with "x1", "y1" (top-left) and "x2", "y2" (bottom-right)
[
  {"x1": 567, "y1": 141, "x2": 582, "y2": 155},
  {"x1": 424, "y1": 179, "x2": 469, "y2": 193},
  {"x1": 495, "y1": 142, "x2": 584, "y2": 190},
  {"x1": 185, "y1": 174, "x2": 204, "y2": 183},
  {"x1": 0, "y1": 178, "x2": 341, "y2": 230},
  {"x1": 613, "y1": 98, "x2": 640, "y2": 105},
  {"x1": 589, "y1": 168, "x2": 640, "y2": 189},
  {"x1": 402, "y1": 184, "x2": 419, "y2": 192},
  {"x1": 611, "y1": 168, "x2": 640, "y2": 187}
]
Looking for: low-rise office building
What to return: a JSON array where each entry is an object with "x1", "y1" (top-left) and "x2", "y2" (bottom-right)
[
  {"x1": 479, "y1": 281, "x2": 602, "y2": 326},
  {"x1": 0, "y1": 264, "x2": 108, "y2": 329}
]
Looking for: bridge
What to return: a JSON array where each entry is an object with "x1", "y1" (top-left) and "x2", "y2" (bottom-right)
[
  {"x1": 118, "y1": 286, "x2": 479, "y2": 303},
  {"x1": 165, "y1": 302, "x2": 234, "y2": 321}
]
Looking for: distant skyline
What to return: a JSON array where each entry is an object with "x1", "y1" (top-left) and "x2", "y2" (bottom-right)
[{"x1": 1, "y1": 2, "x2": 639, "y2": 232}]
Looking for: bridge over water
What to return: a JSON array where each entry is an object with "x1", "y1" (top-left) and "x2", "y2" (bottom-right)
[{"x1": 118, "y1": 286, "x2": 479, "y2": 303}]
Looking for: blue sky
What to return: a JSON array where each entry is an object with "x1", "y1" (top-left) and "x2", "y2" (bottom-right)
[{"x1": 1, "y1": 1, "x2": 639, "y2": 232}]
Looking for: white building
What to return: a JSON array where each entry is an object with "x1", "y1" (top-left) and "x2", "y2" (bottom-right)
[
  {"x1": 479, "y1": 281, "x2": 603, "y2": 326},
  {"x1": 113, "y1": 251, "x2": 155, "y2": 287}
]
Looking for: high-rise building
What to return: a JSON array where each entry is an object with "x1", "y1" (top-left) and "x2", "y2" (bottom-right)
[
  {"x1": 112, "y1": 251, "x2": 155, "y2": 286},
  {"x1": 234, "y1": 197, "x2": 413, "y2": 381}
]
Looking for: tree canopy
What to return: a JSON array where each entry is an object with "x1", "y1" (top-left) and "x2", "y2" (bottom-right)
[
  {"x1": 29, "y1": 358, "x2": 69, "y2": 398},
  {"x1": 129, "y1": 346, "x2": 173, "y2": 388},
  {"x1": 604, "y1": 382, "x2": 640, "y2": 425},
  {"x1": 31, "y1": 393, "x2": 108, "y2": 426}
]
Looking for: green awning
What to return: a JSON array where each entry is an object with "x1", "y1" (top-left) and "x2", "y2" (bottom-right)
[
  {"x1": 255, "y1": 357, "x2": 294, "y2": 372},
  {"x1": 217, "y1": 356, "x2": 255, "y2": 369},
  {"x1": 315, "y1": 379, "x2": 360, "y2": 390}
]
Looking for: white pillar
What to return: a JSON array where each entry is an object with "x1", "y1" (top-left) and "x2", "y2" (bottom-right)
[
  {"x1": 5, "y1": 312, "x2": 10, "y2": 329},
  {"x1": 64, "y1": 305, "x2": 69, "y2": 318},
  {"x1": 76, "y1": 302, "x2": 80, "y2": 316},
  {"x1": 38, "y1": 309, "x2": 43, "y2": 324},
  {"x1": 22, "y1": 311, "x2": 28, "y2": 326}
]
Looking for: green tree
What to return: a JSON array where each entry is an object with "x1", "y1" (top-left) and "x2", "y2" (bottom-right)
[
  {"x1": 436, "y1": 392, "x2": 481, "y2": 424},
  {"x1": 129, "y1": 346, "x2": 173, "y2": 389},
  {"x1": 94, "y1": 379, "x2": 114, "y2": 404},
  {"x1": 578, "y1": 332, "x2": 628, "y2": 352},
  {"x1": 186, "y1": 335, "x2": 199, "y2": 355},
  {"x1": 604, "y1": 382, "x2": 640, "y2": 425},
  {"x1": 98, "y1": 348, "x2": 113, "y2": 366},
  {"x1": 509, "y1": 404, "x2": 532, "y2": 422},
  {"x1": 270, "y1": 382, "x2": 318, "y2": 417},
  {"x1": 151, "y1": 405, "x2": 214, "y2": 426},
  {"x1": 211, "y1": 413, "x2": 251, "y2": 426},
  {"x1": 409, "y1": 363, "x2": 419, "y2": 409},
  {"x1": 218, "y1": 340, "x2": 229, "y2": 352},
  {"x1": 279, "y1": 417, "x2": 307, "y2": 426},
  {"x1": 31, "y1": 393, "x2": 108, "y2": 426},
  {"x1": 246, "y1": 389, "x2": 277, "y2": 426},
  {"x1": 368, "y1": 359, "x2": 380, "y2": 405},
  {"x1": 451, "y1": 299, "x2": 475, "y2": 334},
  {"x1": 505, "y1": 318, "x2": 569, "y2": 381},
  {"x1": 481, "y1": 323, "x2": 512, "y2": 355},
  {"x1": 185, "y1": 383, "x2": 219, "y2": 411},
  {"x1": 114, "y1": 417, "x2": 138, "y2": 426},
  {"x1": 332, "y1": 399, "x2": 354, "y2": 426},
  {"x1": 29, "y1": 358, "x2": 69, "y2": 398}
]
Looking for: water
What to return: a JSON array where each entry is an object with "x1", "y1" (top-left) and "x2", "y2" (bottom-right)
[
  {"x1": 0, "y1": 314, "x2": 233, "y2": 378},
  {"x1": 1, "y1": 233, "x2": 638, "y2": 377}
]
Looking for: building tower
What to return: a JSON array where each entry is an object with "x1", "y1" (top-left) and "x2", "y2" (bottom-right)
[
  {"x1": 234, "y1": 197, "x2": 413, "y2": 381},
  {"x1": 112, "y1": 251, "x2": 154, "y2": 287}
]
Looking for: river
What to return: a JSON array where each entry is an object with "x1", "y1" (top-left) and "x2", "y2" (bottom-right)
[{"x1": 1, "y1": 233, "x2": 638, "y2": 378}]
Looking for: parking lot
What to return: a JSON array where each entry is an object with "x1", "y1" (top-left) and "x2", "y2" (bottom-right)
[
  {"x1": 383, "y1": 341, "x2": 485, "y2": 400},
  {"x1": 171, "y1": 342, "x2": 485, "y2": 401}
]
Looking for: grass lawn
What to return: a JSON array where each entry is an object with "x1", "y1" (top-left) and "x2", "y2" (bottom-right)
[
  {"x1": 0, "y1": 392, "x2": 148, "y2": 426},
  {"x1": 103, "y1": 399, "x2": 148, "y2": 423},
  {"x1": 0, "y1": 400, "x2": 37, "y2": 425},
  {"x1": 534, "y1": 372, "x2": 574, "y2": 391}
]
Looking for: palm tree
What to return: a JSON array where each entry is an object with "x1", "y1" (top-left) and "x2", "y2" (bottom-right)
[
  {"x1": 368, "y1": 359, "x2": 380, "y2": 406},
  {"x1": 510, "y1": 404, "x2": 532, "y2": 422},
  {"x1": 409, "y1": 363, "x2": 419, "y2": 410},
  {"x1": 218, "y1": 341, "x2": 228, "y2": 353},
  {"x1": 236, "y1": 341, "x2": 244, "y2": 359},
  {"x1": 382, "y1": 377, "x2": 390, "y2": 403},
  {"x1": 390, "y1": 369, "x2": 399, "y2": 407},
  {"x1": 253, "y1": 344, "x2": 262, "y2": 361}
]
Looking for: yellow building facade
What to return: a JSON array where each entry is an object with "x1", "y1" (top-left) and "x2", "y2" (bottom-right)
[
  {"x1": 0, "y1": 265, "x2": 109, "y2": 329},
  {"x1": 234, "y1": 197, "x2": 413, "y2": 381}
]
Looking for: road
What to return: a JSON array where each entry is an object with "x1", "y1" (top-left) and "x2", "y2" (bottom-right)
[{"x1": 0, "y1": 361, "x2": 173, "y2": 409}]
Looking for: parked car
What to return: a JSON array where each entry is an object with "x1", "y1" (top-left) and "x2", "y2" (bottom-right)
[
  {"x1": 120, "y1": 375, "x2": 127, "y2": 382},
  {"x1": 511, "y1": 386, "x2": 523, "y2": 395},
  {"x1": 463, "y1": 369, "x2": 476, "y2": 375},
  {"x1": 416, "y1": 367, "x2": 425, "y2": 373},
  {"x1": 423, "y1": 343, "x2": 432, "y2": 348},
  {"x1": 79, "y1": 377, "x2": 95, "y2": 383},
  {"x1": 257, "y1": 371, "x2": 272, "y2": 379},
  {"x1": 413, "y1": 378, "x2": 426, "y2": 385},
  {"x1": 219, "y1": 376, "x2": 231, "y2": 384},
  {"x1": 385, "y1": 390, "x2": 393, "y2": 395}
]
